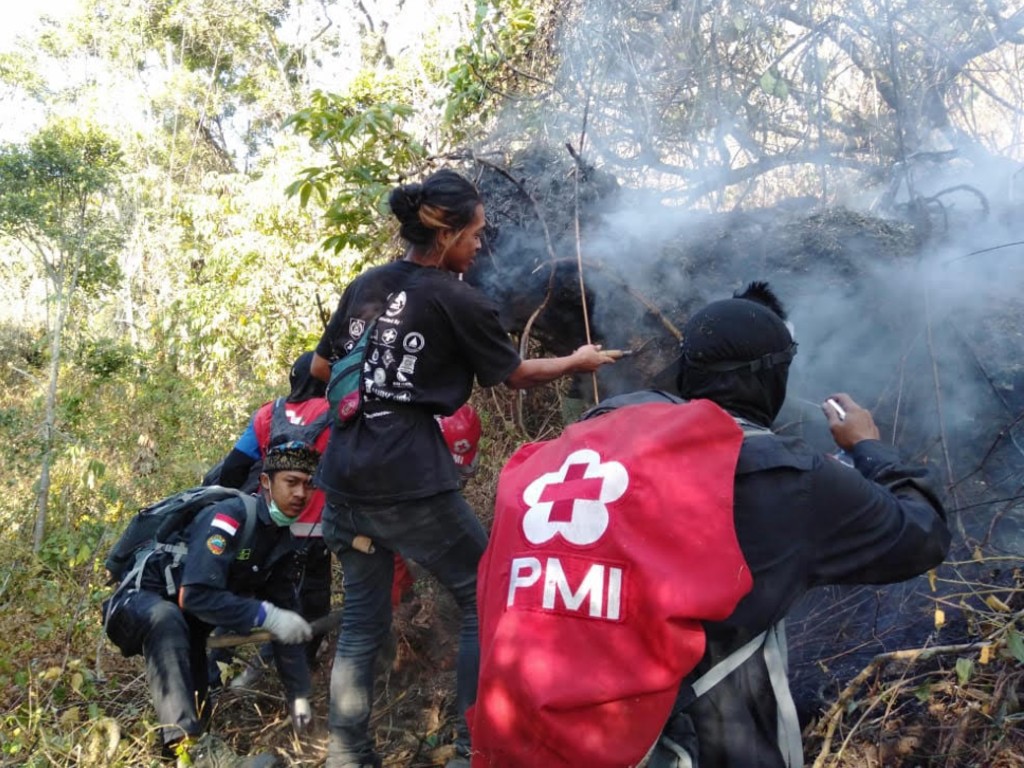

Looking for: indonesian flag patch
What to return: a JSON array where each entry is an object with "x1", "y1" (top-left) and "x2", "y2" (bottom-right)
[{"x1": 211, "y1": 513, "x2": 240, "y2": 537}]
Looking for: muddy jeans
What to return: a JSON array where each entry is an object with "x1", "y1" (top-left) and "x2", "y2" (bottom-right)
[{"x1": 322, "y1": 491, "x2": 487, "y2": 767}]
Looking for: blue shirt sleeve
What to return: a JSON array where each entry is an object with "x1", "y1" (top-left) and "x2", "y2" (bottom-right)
[{"x1": 233, "y1": 417, "x2": 261, "y2": 460}]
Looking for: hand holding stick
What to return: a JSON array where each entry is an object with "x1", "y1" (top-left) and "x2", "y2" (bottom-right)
[{"x1": 825, "y1": 398, "x2": 846, "y2": 421}]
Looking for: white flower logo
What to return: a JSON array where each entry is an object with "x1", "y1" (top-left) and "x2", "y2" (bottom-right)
[{"x1": 521, "y1": 449, "x2": 628, "y2": 546}]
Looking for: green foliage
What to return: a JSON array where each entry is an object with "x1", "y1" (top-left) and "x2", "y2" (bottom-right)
[
  {"x1": 78, "y1": 0, "x2": 303, "y2": 172},
  {"x1": 0, "y1": 119, "x2": 125, "y2": 295},
  {"x1": 1007, "y1": 627, "x2": 1024, "y2": 663},
  {"x1": 0, "y1": 544, "x2": 115, "y2": 765},
  {"x1": 285, "y1": 82, "x2": 427, "y2": 256},
  {"x1": 0, "y1": 50, "x2": 46, "y2": 95},
  {"x1": 160, "y1": 163, "x2": 336, "y2": 380},
  {"x1": 77, "y1": 336, "x2": 135, "y2": 378},
  {"x1": 759, "y1": 69, "x2": 790, "y2": 101},
  {"x1": 955, "y1": 656, "x2": 974, "y2": 686},
  {"x1": 0, "y1": 322, "x2": 46, "y2": 370},
  {"x1": 444, "y1": 0, "x2": 541, "y2": 139}
]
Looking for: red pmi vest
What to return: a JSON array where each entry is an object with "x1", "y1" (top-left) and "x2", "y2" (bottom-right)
[{"x1": 470, "y1": 400, "x2": 754, "y2": 768}]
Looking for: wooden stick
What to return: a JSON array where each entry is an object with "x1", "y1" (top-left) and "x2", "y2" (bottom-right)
[
  {"x1": 472, "y1": 154, "x2": 560, "y2": 437},
  {"x1": 568, "y1": 141, "x2": 599, "y2": 404},
  {"x1": 810, "y1": 639, "x2": 998, "y2": 768},
  {"x1": 571, "y1": 61, "x2": 599, "y2": 403},
  {"x1": 207, "y1": 607, "x2": 343, "y2": 650},
  {"x1": 923, "y1": 281, "x2": 968, "y2": 545}
]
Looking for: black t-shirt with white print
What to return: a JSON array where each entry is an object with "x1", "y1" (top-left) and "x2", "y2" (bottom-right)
[{"x1": 315, "y1": 260, "x2": 521, "y2": 503}]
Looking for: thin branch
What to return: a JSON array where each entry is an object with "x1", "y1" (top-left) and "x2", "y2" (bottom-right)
[
  {"x1": 471, "y1": 153, "x2": 560, "y2": 436},
  {"x1": 533, "y1": 256, "x2": 683, "y2": 341}
]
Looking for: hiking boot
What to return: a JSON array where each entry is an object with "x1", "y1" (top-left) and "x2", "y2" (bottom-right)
[
  {"x1": 325, "y1": 754, "x2": 382, "y2": 768},
  {"x1": 175, "y1": 732, "x2": 280, "y2": 768},
  {"x1": 325, "y1": 730, "x2": 382, "y2": 768}
]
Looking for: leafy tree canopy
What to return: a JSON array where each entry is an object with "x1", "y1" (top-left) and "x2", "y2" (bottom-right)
[{"x1": 0, "y1": 118, "x2": 125, "y2": 295}]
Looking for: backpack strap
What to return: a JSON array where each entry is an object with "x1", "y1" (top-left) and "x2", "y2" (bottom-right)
[
  {"x1": 269, "y1": 397, "x2": 331, "y2": 446},
  {"x1": 733, "y1": 416, "x2": 773, "y2": 438},
  {"x1": 115, "y1": 490, "x2": 260, "y2": 599},
  {"x1": 630, "y1": 618, "x2": 779, "y2": 766},
  {"x1": 644, "y1": 620, "x2": 802, "y2": 768},
  {"x1": 582, "y1": 392, "x2": 776, "y2": 441},
  {"x1": 235, "y1": 492, "x2": 259, "y2": 555},
  {"x1": 269, "y1": 396, "x2": 287, "y2": 440},
  {"x1": 764, "y1": 621, "x2": 802, "y2": 768},
  {"x1": 640, "y1": 416, "x2": 791, "y2": 768},
  {"x1": 690, "y1": 627, "x2": 768, "y2": 697}
]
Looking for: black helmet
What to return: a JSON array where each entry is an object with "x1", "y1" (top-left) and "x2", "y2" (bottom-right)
[{"x1": 287, "y1": 351, "x2": 326, "y2": 402}]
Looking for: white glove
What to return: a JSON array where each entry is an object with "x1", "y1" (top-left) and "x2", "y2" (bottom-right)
[
  {"x1": 259, "y1": 602, "x2": 313, "y2": 644},
  {"x1": 291, "y1": 697, "x2": 312, "y2": 732}
]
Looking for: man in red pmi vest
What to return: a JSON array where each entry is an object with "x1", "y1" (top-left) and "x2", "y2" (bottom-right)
[{"x1": 471, "y1": 282, "x2": 949, "y2": 768}]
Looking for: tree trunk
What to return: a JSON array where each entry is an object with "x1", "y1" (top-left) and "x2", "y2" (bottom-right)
[{"x1": 32, "y1": 283, "x2": 68, "y2": 553}]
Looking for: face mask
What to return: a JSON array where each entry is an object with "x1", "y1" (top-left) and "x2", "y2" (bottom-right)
[{"x1": 266, "y1": 495, "x2": 294, "y2": 528}]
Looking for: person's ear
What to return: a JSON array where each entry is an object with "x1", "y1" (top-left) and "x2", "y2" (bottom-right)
[
  {"x1": 435, "y1": 227, "x2": 455, "y2": 250},
  {"x1": 259, "y1": 473, "x2": 271, "y2": 493}
]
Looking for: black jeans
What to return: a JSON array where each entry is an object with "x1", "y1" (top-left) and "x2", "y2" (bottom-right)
[
  {"x1": 106, "y1": 588, "x2": 211, "y2": 745},
  {"x1": 322, "y1": 491, "x2": 487, "y2": 767}
]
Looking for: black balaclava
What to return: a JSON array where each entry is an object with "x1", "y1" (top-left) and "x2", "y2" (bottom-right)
[
  {"x1": 676, "y1": 282, "x2": 795, "y2": 427},
  {"x1": 287, "y1": 351, "x2": 327, "y2": 403}
]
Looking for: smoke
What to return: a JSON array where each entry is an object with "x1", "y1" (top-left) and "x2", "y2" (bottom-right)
[
  {"x1": 464, "y1": 0, "x2": 1024, "y2": 722},
  {"x1": 468, "y1": 1, "x2": 1024, "y2": 561}
]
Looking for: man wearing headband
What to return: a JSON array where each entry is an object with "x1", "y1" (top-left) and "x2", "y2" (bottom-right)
[
  {"x1": 103, "y1": 441, "x2": 320, "y2": 768},
  {"x1": 210, "y1": 352, "x2": 335, "y2": 690},
  {"x1": 643, "y1": 282, "x2": 947, "y2": 767}
]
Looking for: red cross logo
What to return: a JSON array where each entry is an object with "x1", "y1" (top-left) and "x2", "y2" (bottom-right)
[
  {"x1": 539, "y1": 462, "x2": 605, "y2": 523},
  {"x1": 522, "y1": 449, "x2": 628, "y2": 546}
]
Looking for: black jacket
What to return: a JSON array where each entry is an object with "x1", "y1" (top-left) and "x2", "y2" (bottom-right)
[
  {"x1": 135, "y1": 495, "x2": 311, "y2": 700},
  {"x1": 588, "y1": 392, "x2": 949, "y2": 768}
]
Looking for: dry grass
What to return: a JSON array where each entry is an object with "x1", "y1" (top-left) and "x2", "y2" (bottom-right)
[
  {"x1": 804, "y1": 557, "x2": 1024, "y2": 768},
  {"x1": 5, "y1": 384, "x2": 1024, "y2": 767}
]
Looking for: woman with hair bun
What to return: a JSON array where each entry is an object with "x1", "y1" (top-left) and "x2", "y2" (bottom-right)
[{"x1": 311, "y1": 168, "x2": 614, "y2": 768}]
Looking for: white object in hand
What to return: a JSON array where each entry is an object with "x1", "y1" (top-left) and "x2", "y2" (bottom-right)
[{"x1": 825, "y1": 398, "x2": 846, "y2": 421}]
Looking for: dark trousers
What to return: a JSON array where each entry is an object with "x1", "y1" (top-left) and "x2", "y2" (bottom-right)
[
  {"x1": 322, "y1": 491, "x2": 487, "y2": 767},
  {"x1": 106, "y1": 588, "x2": 211, "y2": 745}
]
